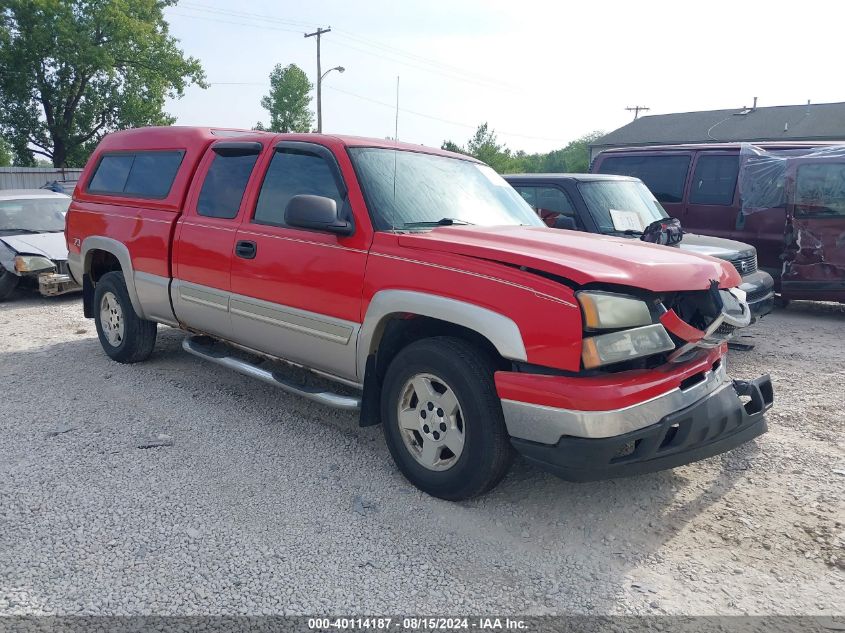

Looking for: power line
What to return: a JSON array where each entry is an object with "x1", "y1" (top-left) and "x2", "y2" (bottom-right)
[
  {"x1": 171, "y1": 4, "x2": 514, "y2": 91},
  {"x1": 206, "y1": 80, "x2": 569, "y2": 143},
  {"x1": 323, "y1": 85, "x2": 570, "y2": 143},
  {"x1": 168, "y1": 11, "x2": 303, "y2": 34}
]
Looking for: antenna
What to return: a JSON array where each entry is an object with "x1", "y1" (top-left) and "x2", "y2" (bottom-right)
[
  {"x1": 394, "y1": 76, "x2": 400, "y2": 141},
  {"x1": 391, "y1": 75, "x2": 399, "y2": 232},
  {"x1": 626, "y1": 105, "x2": 650, "y2": 120}
]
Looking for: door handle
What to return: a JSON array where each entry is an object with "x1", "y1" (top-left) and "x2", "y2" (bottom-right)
[{"x1": 235, "y1": 240, "x2": 257, "y2": 259}]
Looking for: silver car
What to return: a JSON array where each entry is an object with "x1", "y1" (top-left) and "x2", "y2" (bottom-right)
[{"x1": 0, "y1": 189, "x2": 80, "y2": 301}]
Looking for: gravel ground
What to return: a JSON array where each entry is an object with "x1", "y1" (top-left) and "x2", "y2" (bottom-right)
[{"x1": 0, "y1": 290, "x2": 843, "y2": 616}]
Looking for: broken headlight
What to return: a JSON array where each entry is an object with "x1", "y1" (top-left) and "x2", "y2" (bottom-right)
[{"x1": 14, "y1": 255, "x2": 55, "y2": 273}]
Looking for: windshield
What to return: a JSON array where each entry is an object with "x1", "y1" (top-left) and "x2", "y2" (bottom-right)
[
  {"x1": 0, "y1": 197, "x2": 69, "y2": 233},
  {"x1": 578, "y1": 180, "x2": 668, "y2": 234},
  {"x1": 349, "y1": 148, "x2": 543, "y2": 230}
]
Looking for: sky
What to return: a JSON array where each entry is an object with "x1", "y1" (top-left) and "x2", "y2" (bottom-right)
[{"x1": 162, "y1": 0, "x2": 845, "y2": 155}]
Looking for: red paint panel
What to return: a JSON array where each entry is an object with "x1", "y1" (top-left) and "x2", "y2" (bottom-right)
[
  {"x1": 231, "y1": 229, "x2": 367, "y2": 322},
  {"x1": 395, "y1": 225, "x2": 741, "y2": 292},
  {"x1": 65, "y1": 201, "x2": 177, "y2": 278},
  {"x1": 363, "y1": 232, "x2": 583, "y2": 372},
  {"x1": 494, "y1": 345, "x2": 725, "y2": 411}
]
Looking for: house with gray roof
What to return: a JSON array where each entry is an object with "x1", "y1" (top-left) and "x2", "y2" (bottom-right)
[{"x1": 590, "y1": 101, "x2": 845, "y2": 160}]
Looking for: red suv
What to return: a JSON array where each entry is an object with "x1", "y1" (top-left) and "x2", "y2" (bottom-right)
[{"x1": 65, "y1": 127, "x2": 773, "y2": 499}]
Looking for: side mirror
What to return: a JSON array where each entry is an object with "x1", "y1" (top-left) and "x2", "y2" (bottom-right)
[
  {"x1": 285, "y1": 194, "x2": 353, "y2": 236},
  {"x1": 553, "y1": 215, "x2": 577, "y2": 230}
]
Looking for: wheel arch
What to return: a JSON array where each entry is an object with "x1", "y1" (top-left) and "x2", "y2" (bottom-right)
[
  {"x1": 357, "y1": 290, "x2": 528, "y2": 380},
  {"x1": 81, "y1": 237, "x2": 145, "y2": 318}
]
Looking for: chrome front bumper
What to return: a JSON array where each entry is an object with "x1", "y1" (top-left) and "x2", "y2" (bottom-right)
[{"x1": 501, "y1": 361, "x2": 729, "y2": 443}]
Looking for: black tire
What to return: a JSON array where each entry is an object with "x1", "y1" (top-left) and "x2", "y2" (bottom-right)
[
  {"x1": 0, "y1": 266, "x2": 19, "y2": 302},
  {"x1": 93, "y1": 271, "x2": 157, "y2": 363},
  {"x1": 381, "y1": 336, "x2": 514, "y2": 500}
]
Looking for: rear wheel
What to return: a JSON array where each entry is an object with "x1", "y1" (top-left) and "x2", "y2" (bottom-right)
[
  {"x1": 0, "y1": 266, "x2": 19, "y2": 302},
  {"x1": 381, "y1": 336, "x2": 514, "y2": 500},
  {"x1": 93, "y1": 271, "x2": 157, "y2": 363}
]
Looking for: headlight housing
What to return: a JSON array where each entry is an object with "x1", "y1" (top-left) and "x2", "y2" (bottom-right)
[
  {"x1": 14, "y1": 255, "x2": 55, "y2": 273},
  {"x1": 576, "y1": 290, "x2": 653, "y2": 330},
  {"x1": 582, "y1": 324, "x2": 675, "y2": 369},
  {"x1": 576, "y1": 290, "x2": 675, "y2": 369}
]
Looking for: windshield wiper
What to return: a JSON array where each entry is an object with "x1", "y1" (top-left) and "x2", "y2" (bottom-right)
[
  {"x1": 0, "y1": 228, "x2": 47, "y2": 235},
  {"x1": 401, "y1": 218, "x2": 475, "y2": 228},
  {"x1": 604, "y1": 229, "x2": 643, "y2": 236}
]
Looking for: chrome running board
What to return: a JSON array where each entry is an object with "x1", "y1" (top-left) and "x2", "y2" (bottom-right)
[{"x1": 182, "y1": 335, "x2": 361, "y2": 411}]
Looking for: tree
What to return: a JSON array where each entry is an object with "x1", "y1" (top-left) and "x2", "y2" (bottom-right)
[
  {"x1": 443, "y1": 126, "x2": 605, "y2": 174},
  {"x1": 0, "y1": 137, "x2": 11, "y2": 166},
  {"x1": 440, "y1": 140, "x2": 464, "y2": 154},
  {"x1": 258, "y1": 64, "x2": 313, "y2": 133},
  {"x1": 556, "y1": 130, "x2": 604, "y2": 173},
  {"x1": 0, "y1": 0, "x2": 206, "y2": 167}
]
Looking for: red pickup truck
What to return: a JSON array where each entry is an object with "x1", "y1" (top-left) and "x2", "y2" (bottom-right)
[{"x1": 66, "y1": 127, "x2": 773, "y2": 500}]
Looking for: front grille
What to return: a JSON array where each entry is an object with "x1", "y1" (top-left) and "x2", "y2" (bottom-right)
[
  {"x1": 728, "y1": 253, "x2": 757, "y2": 276},
  {"x1": 715, "y1": 322, "x2": 737, "y2": 338},
  {"x1": 745, "y1": 285, "x2": 772, "y2": 303},
  {"x1": 54, "y1": 260, "x2": 69, "y2": 275}
]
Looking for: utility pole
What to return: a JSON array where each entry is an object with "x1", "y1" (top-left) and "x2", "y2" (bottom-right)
[
  {"x1": 304, "y1": 26, "x2": 331, "y2": 133},
  {"x1": 626, "y1": 105, "x2": 650, "y2": 120}
]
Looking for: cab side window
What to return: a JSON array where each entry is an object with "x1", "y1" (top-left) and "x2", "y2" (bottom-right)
[
  {"x1": 197, "y1": 148, "x2": 261, "y2": 219},
  {"x1": 253, "y1": 149, "x2": 344, "y2": 228},
  {"x1": 689, "y1": 155, "x2": 739, "y2": 206}
]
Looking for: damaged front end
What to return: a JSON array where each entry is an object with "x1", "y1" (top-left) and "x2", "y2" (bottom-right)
[
  {"x1": 7, "y1": 254, "x2": 80, "y2": 297},
  {"x1": 659, "y1": 281, "x2": 751, "y2": 362},
  {"x1": 500, "y1": 280, "x2": 773, "y2": 482},
  {"x1": 575, "y1": 280, "x2": 752, "y2": 373}
]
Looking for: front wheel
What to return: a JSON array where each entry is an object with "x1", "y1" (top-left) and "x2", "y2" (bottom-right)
[
  {"x1": 381, "y1": 336, "x2": 514, "y2": 500},
  {"x1": 93, "y1": 271, "x2": 157, "y2": 363}
]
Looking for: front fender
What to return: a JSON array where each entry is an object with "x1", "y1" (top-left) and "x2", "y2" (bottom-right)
[{"x1": 356, "y1": 289, "x2": 527, "y2": 380}]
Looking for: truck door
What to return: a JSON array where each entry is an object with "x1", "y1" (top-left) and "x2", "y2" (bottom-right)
[
  {"x1": 781, "y1": 158, "x2": 845, "y2": 301},
  {"x1": 229, "y1": 140, "x2": 369, "y2": 383},
  {"x1": 172, "y1": 141, "x2": 263, "y2": 339}
]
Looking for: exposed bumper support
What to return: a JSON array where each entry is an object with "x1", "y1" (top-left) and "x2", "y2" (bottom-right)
[
  {"x1": 510, "y1": 375, "x2": 773, "y2": 482},
  {"x1": 37, "y1": 272, "x2": 81, "y2": 297}
]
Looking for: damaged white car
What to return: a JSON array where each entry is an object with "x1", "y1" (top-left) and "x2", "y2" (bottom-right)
[{"x1": 0, "y1": 189, "x2": 80, "y2": 301}]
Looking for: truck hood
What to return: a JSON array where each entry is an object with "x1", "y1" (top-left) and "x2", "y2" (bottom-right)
[
  {"x1": 397, "y1": 226, "x2": 740, "y2": 292},
  {"x1": 676, "y1": 233, "x2": 755, "y2": 261},
  {"x1": 0, "y1": 231, "x2": 68, "y2": 261}
]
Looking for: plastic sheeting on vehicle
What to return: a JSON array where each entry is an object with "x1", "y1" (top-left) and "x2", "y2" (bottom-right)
[
  {"x1": 739, "y1": 143, "x2": 845, "y2": 296},
  {"x1": 739, "y1": 143, "x2": 845, "y2": 215}
]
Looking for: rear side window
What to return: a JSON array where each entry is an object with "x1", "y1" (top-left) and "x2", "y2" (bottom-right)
[
  {"x1": 795, "y1": 163, "x2": 845, "y2": 217},
  {"x1": 253, "y1": 150, "x2": 344, "y2": 227},
  {"x1": 597, "y1": 155, "x2": 690, "y2": 203},
  {"x1": 689, "y1": 155, "x2": 739, "y2": 205},
  {"x1": 197, "y1": 151, "x2": 260, "y2": 219},
  {"x1": 88, "y1": 151, "x2": 183, "y2": 198}
]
